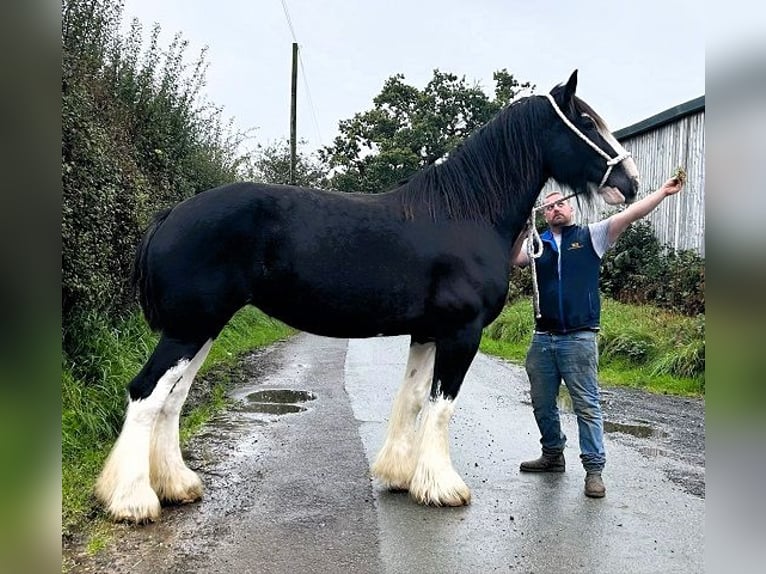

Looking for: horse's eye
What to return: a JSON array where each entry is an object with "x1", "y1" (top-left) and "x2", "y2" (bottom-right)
[{"x1": 581, "y1": 114, "x2": 597, "y2": 129}]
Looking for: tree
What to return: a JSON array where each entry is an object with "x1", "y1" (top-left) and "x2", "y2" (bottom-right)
[
  {"x1": 319, "y1": 69, "x2": 533, "y2": 193},
  {"x1": 246, "y1": 139, "x2": 327, "y2": 188}
]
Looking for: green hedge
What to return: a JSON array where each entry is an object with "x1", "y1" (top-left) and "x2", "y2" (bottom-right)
[
  {"x1": 62, "y1": 0, "x2": 247, "y2": 359},
  {"x1": 600, "y1": 220, "x2": 705, "y2": 316}
]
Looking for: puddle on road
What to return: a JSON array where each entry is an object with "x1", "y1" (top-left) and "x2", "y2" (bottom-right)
[
  {"x1": 190, "y1": 388, "x2": 318, "y2": 469},
  {"x1": 553, "y1": 392, "x2": 665, "y2": 440},
  {"x1": 248, "y1": 389, "x2": 316, "y2": 404},
  {"x1": 639, "y1": 446, "x2": 670, "y2": 458},
  {"x1": 235, "y1": 388, "x2": 317, "y2": 417},
  {"x1": 604, "y1": 420, "x2": 654, "y2": 438},
  {"x1": 240, "y1": 402, "x2": 306, "y2": 415}
]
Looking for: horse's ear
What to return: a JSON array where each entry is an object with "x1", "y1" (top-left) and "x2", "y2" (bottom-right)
[
  {"x1": 550, "y1": 69, "x2": 578, "y2": 110},
  {"x1": 563, "y1": 70, "x2": 578, "y2": 103}
]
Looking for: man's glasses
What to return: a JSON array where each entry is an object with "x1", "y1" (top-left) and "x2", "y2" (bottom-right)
[{"x1": 543, "y1": 200, "x2": 568, "y2": 212}]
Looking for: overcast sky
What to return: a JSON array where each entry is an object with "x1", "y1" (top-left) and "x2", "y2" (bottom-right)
[{"x1": 119, "y1": 0, "x2": 705, "y2": 155}]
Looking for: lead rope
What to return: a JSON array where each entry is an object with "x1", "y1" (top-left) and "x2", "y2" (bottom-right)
[{"x1": 526, "y1": 214, "x2": 544, "y2": 319}]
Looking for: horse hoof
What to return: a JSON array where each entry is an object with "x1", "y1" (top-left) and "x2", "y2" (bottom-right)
[
  {"x1": 114, "y1": 508, "x2": 160, "y2": 525},
  {"x1": 438, "y1": 490, "x2": 471, "y2": 507},
  {"x1": 371, "y1": 465, "x2": 411, "y2": 492},
  {"x1": 371, "y1": 459, "x2": 415, "y2": 493},
  {"x1": 413, "y1": 488, "x2": 471, "y2": 507},
  {"x1": 408, "y1": 471, "x2": 472, "y2": 507},
  {"x1": 160, "y1": 489, "x2": 203, "y2": 505},
  {"x1": 153, "y1": 468, "x2": 204, "y2": 505},
  {"x1": 162, "y1": 489, "x2": 203, "y2": 505},
  {"x1": 387, "y1": 485, "x2": 410, "y2": 494},
  {"x1": 102, "y1": 486, "x2": 162, "y2": 524}
]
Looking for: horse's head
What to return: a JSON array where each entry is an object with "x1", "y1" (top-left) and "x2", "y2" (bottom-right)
[{"x1": 545, "y1": 70, "x2": 639, "y2": 205}]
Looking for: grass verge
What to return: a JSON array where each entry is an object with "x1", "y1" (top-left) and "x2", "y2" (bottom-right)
[
  {"x1": 62, "y1": 307, "x2": 293, "y2": 552},
  {"x1": 481, "y1": 298, "x2": 704, "y2": 397}
]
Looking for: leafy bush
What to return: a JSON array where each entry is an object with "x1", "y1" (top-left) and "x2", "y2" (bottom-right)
[
  {"x1": 601, "y1": 220, "x2": 705, "y2": 316},
  {"x1": 649, "y1": 249, "x2": 706, "y2": 316},
  {"x1": 599, "y1": 329, "x2": 656, "y2": 363},
  {"x1": 600, "y1": 220, "x2": 662, "y2": 303},
  {"x1": 62, "y1": 0, "x2": 249, "y2": 356}
]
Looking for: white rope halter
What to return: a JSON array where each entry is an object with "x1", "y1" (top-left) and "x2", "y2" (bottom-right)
[
  {"x1": 525, "y1": 95, "x2": 633, "y2": 319},
  {"x1": 544, "y1": 94, "x2": 632, "y2": 189}
]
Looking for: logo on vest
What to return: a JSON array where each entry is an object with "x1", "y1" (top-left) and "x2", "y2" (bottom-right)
[{"x1": 568, "y1": 242, "x2": 583, "y2": 250}]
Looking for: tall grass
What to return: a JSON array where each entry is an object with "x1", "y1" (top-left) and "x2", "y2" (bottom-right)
[
  {"x1": 62, "y1": 307, "x2": 293, "y2": 538},
  {"x1": 481, "y1": 298, "x2": 704, "y2": 396}
]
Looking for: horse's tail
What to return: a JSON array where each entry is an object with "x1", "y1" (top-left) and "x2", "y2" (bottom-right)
[{"x1": 132, "y1": 208, "x2": 172, "y2": 331}]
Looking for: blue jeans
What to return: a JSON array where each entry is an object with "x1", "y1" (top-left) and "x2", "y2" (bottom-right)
[{"x1": 525, "y1": 330, "x2": 605, "y2": 471}]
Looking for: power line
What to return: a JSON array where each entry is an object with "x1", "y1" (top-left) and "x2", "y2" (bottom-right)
[
  {"x1": 280, "y1": 0, "x2": 298, "y2": 43},
  {"x1": 279, "y1": 0, "x2": 324, "y2": 149},
  {"x1": 298, "y1": 52, "x2": 324, "y2": 148}
]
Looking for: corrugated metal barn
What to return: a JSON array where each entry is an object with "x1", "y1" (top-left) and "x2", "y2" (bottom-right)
[
  {"x1": 546, "y1": 96, "x2": 705, "y2": 256},
  {"x1": 613, "y1": 96, "x2": 705, "y2": 256}
]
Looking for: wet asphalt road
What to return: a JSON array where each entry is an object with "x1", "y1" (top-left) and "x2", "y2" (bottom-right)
[
  {"x1": 78, "y1": 333, "x2": 704, "y2": 573},
  {"x1": 346, "y1": 336, "x2": 703, "y2": 573}
]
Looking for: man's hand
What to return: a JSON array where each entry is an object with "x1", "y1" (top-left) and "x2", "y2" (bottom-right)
[
  {"x1": 606, "y1": 172, "x2": 685, "y2": 245},
  {"x1": 510, "y1": 220, "x2": 532, "y2": 267},
  {"x1": 660, "y1": 176, "x2": 685, "y2": 197}
]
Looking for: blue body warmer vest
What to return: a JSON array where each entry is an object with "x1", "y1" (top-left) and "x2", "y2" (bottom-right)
[{"x1": 534, "y1": 224, "x2": 602, "y2": 333}]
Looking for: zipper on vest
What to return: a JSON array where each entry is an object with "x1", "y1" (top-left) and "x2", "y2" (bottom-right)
[{"x1": 557, "y1": 248, "x2": 566, "y2": 331}]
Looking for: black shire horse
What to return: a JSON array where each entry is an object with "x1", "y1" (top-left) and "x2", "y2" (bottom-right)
[{"x1": 96, "y1": 71, "x2": 639, "y2": 522}]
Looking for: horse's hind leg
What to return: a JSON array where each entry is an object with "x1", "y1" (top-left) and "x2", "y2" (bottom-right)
[
  {"x1": 372, "y1": 339, "x2": 435, "y2": 490},
  {"x1": 150, "y1": 339, "x2": 212, "y2": 504},
  {"x1": 409, "y1": 325, "x2": 481, "y2": 507},
  {"x1": 95, "y1": 335, "x2": 208, "y2": 523}
]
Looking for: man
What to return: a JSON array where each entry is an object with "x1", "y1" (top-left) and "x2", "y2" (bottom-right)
[{"x1": 511, "y1": 175, "x2": 684, "y2": 498}]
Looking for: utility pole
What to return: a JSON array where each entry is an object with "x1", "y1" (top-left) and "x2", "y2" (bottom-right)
[{"x1": 289, "y1": 42, "x2": 298, "y2": 185}]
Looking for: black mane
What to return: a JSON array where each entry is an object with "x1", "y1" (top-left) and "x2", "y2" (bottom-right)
[{"x1": 395, "y1": 96, "x2": 548, "y2": 223}]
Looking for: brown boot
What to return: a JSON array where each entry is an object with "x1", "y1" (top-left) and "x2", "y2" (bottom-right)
[
  {"x1": 519, "y1": 453, "x2": 565, "y2": 473},
  {"x1": 584, "y1": 471, "x2": 606, "y2": 498}
]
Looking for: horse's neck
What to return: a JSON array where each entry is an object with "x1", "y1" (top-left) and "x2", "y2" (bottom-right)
[{"x1": 492, "y1": 175, "x2": 547, "y2": 246}]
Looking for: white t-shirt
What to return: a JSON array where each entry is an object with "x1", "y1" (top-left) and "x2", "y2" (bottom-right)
[{"x1": 588, "y1": 218, "x2": 613, "y2": 258}]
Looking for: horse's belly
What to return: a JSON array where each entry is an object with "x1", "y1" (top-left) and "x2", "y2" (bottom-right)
[{"x1": 253, "y1": 280, "x2": 419, "y2": 338}]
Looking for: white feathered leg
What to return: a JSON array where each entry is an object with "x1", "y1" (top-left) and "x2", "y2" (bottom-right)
[
  {"x1": 409, "y1": 395, "x2": 471, "y2": 506},
  {"x1": 150, "y1": 340, "x2": 212, "y2": 504},
  {"x1": 371, "y1": 342, "x2": 435, "y2": 490},
  {"x1": 95, "y1": 360, "x2": 190, "y2": 523}
]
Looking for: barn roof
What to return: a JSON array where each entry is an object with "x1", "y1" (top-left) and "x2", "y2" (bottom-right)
[{"x1": 614, "y1": 95, "x2": 705, "y2": 140}]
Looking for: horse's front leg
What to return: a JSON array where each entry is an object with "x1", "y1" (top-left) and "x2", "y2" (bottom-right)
[
  {"x1": 372, "y1": 340, "x2": 435, "y2": 490},
  {"x1": 409, "y1": 325, "x2": 481, "y2": 507}
]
